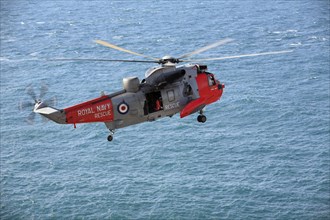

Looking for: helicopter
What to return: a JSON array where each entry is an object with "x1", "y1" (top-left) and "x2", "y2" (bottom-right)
[{"x1": 26, "y1": 39, "x2": 292, "y2": 141}]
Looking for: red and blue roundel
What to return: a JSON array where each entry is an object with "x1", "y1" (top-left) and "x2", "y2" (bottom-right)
[{"x1": 118, "y1": 101, "x2": 129, "y2": 114}]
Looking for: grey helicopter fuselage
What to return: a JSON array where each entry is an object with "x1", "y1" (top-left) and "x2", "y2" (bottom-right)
[
  {"x1": 34, "y1": 61, "x2": 224, "y2": 142},
  {"x1": 105, "y1": 63, "x2": 200, "y2": 131}
]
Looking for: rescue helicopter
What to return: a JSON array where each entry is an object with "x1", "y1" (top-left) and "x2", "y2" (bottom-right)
[{"x1": 23, "y1": 39, "x2": 292, "y2": 141}]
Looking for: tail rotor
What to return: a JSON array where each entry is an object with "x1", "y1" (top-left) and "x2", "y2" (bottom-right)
[{"x1": 19, "y1": 82, "x2": 57, "y2": 124}]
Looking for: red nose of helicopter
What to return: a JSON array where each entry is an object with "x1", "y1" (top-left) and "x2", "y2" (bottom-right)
[{"x1": 216, "y1": 80, "x2": 225, "y2": 90}]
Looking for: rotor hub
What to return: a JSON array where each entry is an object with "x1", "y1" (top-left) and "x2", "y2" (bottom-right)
[{"x1": 159, "y1": 56, "x2": 180, "y2": 64}]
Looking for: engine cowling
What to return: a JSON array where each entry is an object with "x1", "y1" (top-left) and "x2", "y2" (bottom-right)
[{"x1": 123, "y1": 76, "x2": 140, "y2": 93}]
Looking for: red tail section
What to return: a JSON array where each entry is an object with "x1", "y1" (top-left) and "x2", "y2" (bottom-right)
[{"x1": 64, "y1": 96, "x2": 114, "y2": 124}]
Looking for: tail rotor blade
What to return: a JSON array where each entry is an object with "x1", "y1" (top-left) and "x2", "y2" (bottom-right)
[
  {"x1": 44, "y1": 96, "x2": 57, "y2": 107},
  {"x1": 26, "y1": 112, "x2": 36, "y2": 125},
  {"x1": 26, "y1": 85, "x2": 37, "y2": 101},
  {"x1": 19, "y1": 101, "x2": 34, "y2": 111},
  {"x1": 39, "y1": 83, "x2": 48, "y2": 99},
  {"x1": 41, "y1": 115, "x2": 49, "y2": 123},
  {"x1": 21, "y1": 82, "x2": 57, "y2": 125}
]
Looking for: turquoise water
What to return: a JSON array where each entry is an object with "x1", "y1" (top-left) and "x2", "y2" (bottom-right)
[{"x1": 1, "y1": 1, "x2": 329, "y2": 219}]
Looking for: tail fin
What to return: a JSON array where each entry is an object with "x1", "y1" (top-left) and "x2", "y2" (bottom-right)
[{"x1": 33, "y1": 102, "x2": 67, "y2": 124}]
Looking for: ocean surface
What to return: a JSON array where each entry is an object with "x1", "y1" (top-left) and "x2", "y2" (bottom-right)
[{"x1": 1, "y1": 1, "x2": 329, "y2": 219}]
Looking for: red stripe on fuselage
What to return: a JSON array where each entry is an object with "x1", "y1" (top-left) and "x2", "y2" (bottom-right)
[{"x1": 64, "y1": 96, "x2": 114, "y2": 124}]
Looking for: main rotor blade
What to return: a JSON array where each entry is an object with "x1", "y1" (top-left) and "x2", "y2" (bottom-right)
[
  {"x1": 183, "y1": 50, "x2": 293, "y2": 62},
  {"x1": 95, "y1": 40, "x2": 160, "y2": 61},
  {"x1": 178, "y1": 38, "x2": 234, "y2": 59},
  {"x1": 50, "y1": 58, "x2": 159, "y2": 63}
]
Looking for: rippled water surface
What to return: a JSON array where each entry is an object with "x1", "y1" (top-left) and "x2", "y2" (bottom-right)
[{"x1": 1, "y1": 1, "x2": 329, "y2": 219}]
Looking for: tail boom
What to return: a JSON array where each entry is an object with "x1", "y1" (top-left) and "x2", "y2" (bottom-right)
[
  {"x1": 33, "y1": 95, "x2": 114, "y2": 125},
  {"x1": 34, "y1": 105, "x2": 67, "y2": 124}
]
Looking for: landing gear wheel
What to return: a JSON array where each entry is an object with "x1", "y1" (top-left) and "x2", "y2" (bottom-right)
[
  {"x1": 107, "y1": 135, "x2": 113, "y2": 142},
  {"x1": 197, "y1": 115, "x2": 207, "y2": 123},
  {"x1": 107, "y1": 129, "x2": 115, "y2": 142}
]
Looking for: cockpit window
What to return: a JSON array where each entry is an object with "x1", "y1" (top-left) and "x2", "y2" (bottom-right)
[{"x1": 208, "y1": 75, "x2": 216, "y2": 86}]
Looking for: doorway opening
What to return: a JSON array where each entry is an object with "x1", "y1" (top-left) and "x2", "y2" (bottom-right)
[{"x1": 144, "y1": 91, "x2": 163, "y2": 115}]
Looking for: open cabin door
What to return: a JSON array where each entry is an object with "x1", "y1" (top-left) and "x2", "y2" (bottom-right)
[{"x1": 144, "y1": 91, "x2": 164, "y2": 118}]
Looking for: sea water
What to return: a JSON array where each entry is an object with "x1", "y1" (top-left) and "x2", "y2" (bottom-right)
[{"x1": 1, "y1": 1, "x2": 329, "y2": 219}]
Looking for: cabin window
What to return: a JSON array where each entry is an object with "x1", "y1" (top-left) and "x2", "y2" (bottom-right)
[{"x1": 167, "y1": 90, "x2": 175, "y2": 102}]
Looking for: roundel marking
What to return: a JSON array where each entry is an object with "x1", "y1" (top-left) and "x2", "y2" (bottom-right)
[{"x1": 118, "y1": 101, "x2": 129, "y2": 114}]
